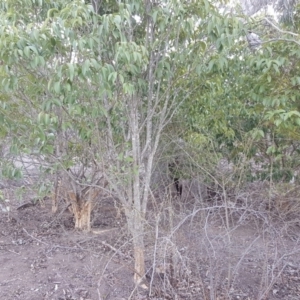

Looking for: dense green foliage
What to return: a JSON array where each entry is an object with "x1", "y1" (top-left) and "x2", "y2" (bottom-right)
[{"x1": 0, "y1": 0, "x2": 299, "y2": 180}]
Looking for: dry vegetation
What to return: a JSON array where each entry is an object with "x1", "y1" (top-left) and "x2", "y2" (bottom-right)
[{"x1": 1, "y1": 157, "x2": 300, "y2": 300}]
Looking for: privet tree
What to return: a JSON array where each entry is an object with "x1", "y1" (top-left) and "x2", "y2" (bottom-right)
[{"x1": 0, "y1": 0, "x2": 237, "y2": 286}]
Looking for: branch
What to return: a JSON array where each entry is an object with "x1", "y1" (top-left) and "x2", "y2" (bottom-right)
[
  {"x1": 262, "y1": 38, "x2": 300, "y2": 47},
  {"x1": 264, "y1": 18, "x2": 299, "y2": 37}
]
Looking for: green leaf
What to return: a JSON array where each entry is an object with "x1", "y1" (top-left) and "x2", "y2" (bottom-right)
[
  {"x1": 151, "y1": 10, "x2": 158, "y2": 23},
  {"x1": 273, "y1": 63, "x2": 279, "y2": 73},
  {"x1": 108, "y1": 71, "x2": 118, "y2": 83},
  {"x1": 24, "y1": 46, "x2": 30, "y2": 58},
  {"x1": 82, "y1": 60, "x2": 90, "y2": 76},
  {"x1": 68, "y1": 63, "x2": 75, "y2": 82},
  {"x1": 52, "y1": 98, "x2": 62, "y2": 107},
  {"x1": 266, "y1": 145, "x2": 276, "y2": 154},
  {"x1": 53, "y1": 81, "x2": 61, "y2": 94}
]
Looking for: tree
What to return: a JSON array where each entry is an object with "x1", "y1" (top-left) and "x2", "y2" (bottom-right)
[
  {"x1": 1, "y1": 0, "x2": 235, "y2": 287},
  {"x1": 188, "y1": 0, "x2": 300, "y2": 183}
]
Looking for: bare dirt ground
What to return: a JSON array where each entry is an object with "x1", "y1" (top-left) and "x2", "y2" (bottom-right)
[{"x1": 1, "y1": 183, "x2": 300, "y2": 300}]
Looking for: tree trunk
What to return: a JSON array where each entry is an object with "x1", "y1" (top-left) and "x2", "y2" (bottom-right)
[
  {"x1": 51, "y1": 175, "x2": 60, "y2": 213},
  {"x1": 67, "y1": 188, "x2": 99, "y2": 231},
  {"x1": 67, "y1": 191, "x2": 91, "y2": 231},
  {"x1": 133, "y1": 238, "x2": 146, "y2": 285},
  {"x1": 125, "y1": 208, "x2": 148, "y2": 289}
]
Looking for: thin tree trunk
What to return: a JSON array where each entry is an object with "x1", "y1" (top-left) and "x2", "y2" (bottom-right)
[
  {"x1": 125, "y1": 209, "x2": 147, "y2": 288},
  {"x1": 52, "y1": 175, "x2": 60, "y2": 213},
  {"x1": 133, "y1": 230, "x2": 146, "y2": 285}
]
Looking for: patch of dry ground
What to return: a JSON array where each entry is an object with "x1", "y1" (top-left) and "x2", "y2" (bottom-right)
[{"x1": 0, "y1": 186, "x2": 300, "y2": 300}]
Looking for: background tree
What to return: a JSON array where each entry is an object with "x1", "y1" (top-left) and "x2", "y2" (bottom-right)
[{"x1": 176, "y1": 0, "x2": 300, "y2": 186}]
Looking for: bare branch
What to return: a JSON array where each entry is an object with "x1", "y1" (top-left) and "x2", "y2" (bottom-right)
[
  {"x1": 264, "y1": 17, "x2": 299, "y2": 37},
  {"x1": 263, "y1": 37, "x2": 300, "y2": 46}
]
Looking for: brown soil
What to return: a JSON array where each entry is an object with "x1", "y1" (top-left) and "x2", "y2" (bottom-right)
[{"x1": 0, "y1": 186, "x2": 300, "y2": 300}]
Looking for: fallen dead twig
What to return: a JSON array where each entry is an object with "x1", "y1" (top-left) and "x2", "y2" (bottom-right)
[
  {"x1": 100, "y1": 240, "x2": 127, "y2": 258},
  {"x1": 22, "y1": 228, "x2": 48, "y2": 246},
  {"x1": 91, "y1": 228, "x2": 118, "y2": 235},
  {"x1": 16, "y1": 202, "x2": 36, "y2": 210}
]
